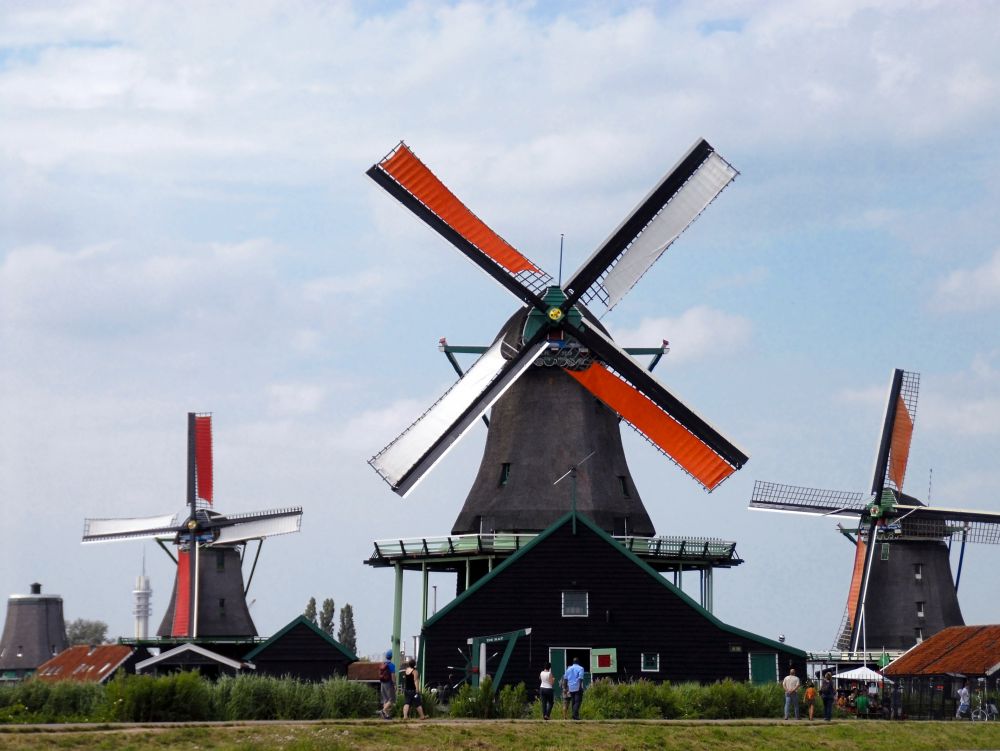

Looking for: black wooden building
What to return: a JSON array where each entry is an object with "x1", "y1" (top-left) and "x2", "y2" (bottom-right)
[
  {"x1": 244, "y1": 615, "x2": 357, "y2": 680},
  {"x1": 421, "y1": 512, "x2": 805, "y2": 690}
]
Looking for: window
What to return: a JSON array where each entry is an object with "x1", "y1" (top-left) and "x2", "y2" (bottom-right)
[
  {"x1": 915, "y1": 627, "x2": 923, "y2": 643},
  {"x1": 216, "y1": 550, "x2": 226, "y2": 571},
  {"x1": 219, "y1": 598, "x2": 226, "y2": 611},
  {"x1": 562, "y1": 591, "x2": 588, "y2": 617},
  {"x1": 914, "y1": 563, "x2": 923, "y2": 581},
  {"x1": 617, "y1": 476, "x2": 631, "y2": 499},
  {"x1": 916, "y1": 601, "x2": 925, "y2": 619},
  {"x1": 16, "y1": 646, "x2": 22, "y2": 658},
  {"x1": 498, "y1": 463, "x2": 511, "y2": 486},
  {"x1": 641, "y1": 652, "x2": 660, "y2": 672},
  {"x1": 728, "y1": 643, "x2": 743, "y2": 653}
]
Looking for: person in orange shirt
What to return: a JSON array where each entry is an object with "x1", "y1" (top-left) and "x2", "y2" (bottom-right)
[{"x1": 804, "y1": 681, "x2": 817, "y2": 720}]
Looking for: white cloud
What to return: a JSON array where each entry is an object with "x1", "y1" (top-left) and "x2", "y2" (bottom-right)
[
  {"x1": 267, "y1": 383, "x2": 326, "y2": 416},
  {"x1": 934, "y1": 249, "x2": 1000, "y2": 311},
  {"x1": 610, "y1": 306, "x2": 752, "y2": 364}
]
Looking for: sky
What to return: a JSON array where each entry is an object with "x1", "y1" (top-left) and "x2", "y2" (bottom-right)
[{"x1": 2, "y1": 0, "x2": 1000, "y2": 661}]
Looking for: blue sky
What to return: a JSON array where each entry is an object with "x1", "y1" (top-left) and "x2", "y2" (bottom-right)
[{"x1": 2, "y1": 0, "x2": 1000, "y2": 658}]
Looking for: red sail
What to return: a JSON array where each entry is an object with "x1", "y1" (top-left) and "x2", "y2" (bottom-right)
[
  {"x1": 171, "y1": 552, "x2": 191, "y2": 637},
  {"x1": 194, "y1": 415, "x2": 213, "y2": 504}
]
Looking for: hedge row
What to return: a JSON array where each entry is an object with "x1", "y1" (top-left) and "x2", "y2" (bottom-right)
[{"x1": 0, "y1": 673, "x2": 378, "y2": 723}]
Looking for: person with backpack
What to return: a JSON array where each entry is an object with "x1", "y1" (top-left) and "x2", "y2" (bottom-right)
[
  {"x1": 804, "y1": 680, "x2": 817, "y2": 720},
  {"x1": 379, "y1": 650, "x2": 396, "y2": 719},
  {"x1": 820, "y1": 671, "x2": 836, "y2": 721}
]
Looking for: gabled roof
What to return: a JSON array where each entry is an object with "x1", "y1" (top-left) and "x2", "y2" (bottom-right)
[
  {"x1": 884, "y1": 625, "x2": 1000, "y2": 677},
  {"x1": 423, "y1": 510, "x2": 806, "y2": 657},
  {"x1": 243, "y1": 615, "x2": 358, "y2": 662},
  {"x1": 136, "y1": 643, "x2": 250, "y2": 673},
  {"x1": 34, "y1": 645, "x2": 133, "y2": 684}
]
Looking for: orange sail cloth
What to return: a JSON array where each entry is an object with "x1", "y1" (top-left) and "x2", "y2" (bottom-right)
[
  {"x1": 171, "y1": 551, "x2": 192, "y2": 637},
  {"x1": 194, "y1": 415, "x2": 213, "y2": 504},
  {"x1": 379, "y1": 144, "x2": 541, "y2": 275},
  {"x1": 565, "y1": 363, "x2": 734, "y2": 490},
  {"x1": 846, "y1": 539, "x2": 867, "y2": 626},
  {"x1": 887, "y1": 395, "x2": 913, "y2": 491}
]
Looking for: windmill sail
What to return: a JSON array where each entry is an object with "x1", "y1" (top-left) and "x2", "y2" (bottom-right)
[{"x1": 565, "y1": 139, "x2": 737, "y2": 311}]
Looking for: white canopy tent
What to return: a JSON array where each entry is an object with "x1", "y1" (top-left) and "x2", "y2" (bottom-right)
[{"x1": 834, "y1": 666, "x2": 893, "y2": 684}]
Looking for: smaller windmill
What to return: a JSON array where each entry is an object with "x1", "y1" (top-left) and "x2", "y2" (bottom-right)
[
  {"x1": 750, "y1": 369, "x2": 1000, "y2": 652},
  {"x1": 83, "y1": 413, "x2": 302, "y2": 639}
]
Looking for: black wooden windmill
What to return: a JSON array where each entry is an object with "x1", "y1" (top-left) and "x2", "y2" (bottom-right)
[
  {"x1": 82, "y1": 413, "x2": 302, "y2": 639},
  {"x1": 366, "y1": 139, "x2": 748, "y2": 536},
  {"x1": 750, "y1": 369, "x2": 1000, "y2": 652}
]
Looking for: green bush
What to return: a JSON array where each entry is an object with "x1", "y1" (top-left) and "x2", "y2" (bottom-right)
[
  {"x1": 496, "y1": 682, "x2": 529, "y2": 719},
  {"x1": 319, "y1": 677, "x2": 379, "y2": 719},
  {"x1": 103, "y1": 671, "x2": 211, "y2": 722},
  {"x1": 449, "y1": 676, "x2": 496, "y2": 718}
]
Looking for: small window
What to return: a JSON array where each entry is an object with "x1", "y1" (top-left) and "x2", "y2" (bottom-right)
[
  {"x1": 641, "y1": 652, "x2": 660, "y2": 672},
  {"x1": 216, "y1": 550, "x2": 226, "y2": 571},
  {"x1": 16, "y1": 646, "x2": 23, "y2": 658},
  {"x1": 219, "y1": 598, "x2": 226, "y2": 610},
  {"x1": 562, "y1": 591, "x2": 589, "y2": 617},
  {"x1": 498, "y1": 463, "x2": 511, "y2": 486},
  {"x1": 916, "y1": 601, "x2": 925, "y2": 619},
  {"x1": 914, "y1": 563, "x2": 923, "y2": 581},
  {"x1": 618, "y1": 476, "x2": 631, "y2": 499},
  {"x1": 915, "y1": 627, "x2": 923, "y2": 643},
  {"x1": 729, "y1": 643, "x2": 743, "y2": 653}
]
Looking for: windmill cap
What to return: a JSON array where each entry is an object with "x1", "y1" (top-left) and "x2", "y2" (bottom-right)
[{"x1": 385, "y1": 650, "x2": 393, "y2": 659}]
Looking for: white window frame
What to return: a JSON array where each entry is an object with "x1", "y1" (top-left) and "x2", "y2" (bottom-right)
[
  {"x1": 561, "y1": 591, "x2": 589, "y2": 617},
  {"x1": 641, "y1": 652, "x2": 660, "y2": 672}
]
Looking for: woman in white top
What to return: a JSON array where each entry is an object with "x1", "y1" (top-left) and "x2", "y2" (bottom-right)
[{"x1": 539, "y1": 662, "x2": 555, "y2": 720}]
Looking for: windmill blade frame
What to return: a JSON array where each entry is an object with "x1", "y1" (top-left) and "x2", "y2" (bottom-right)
[
  {"x1": 82, "y1": 513, "x2": 180, "y2": 543},
  {"x1": 369, "y1": 333, "x2": 550, "y2": 497},
  {"x1": 871, "y1": 369, "x2": 919, "y2": 496},
  {"x1": 213, "y1": 507, "x2": 304, "y2": 545},
  {"x1": 367, "y1": 142, "x2": 551, "y2": 310},
  {"x1": 563, "y1": 138, "x2": 737, "y2": 312},
  {"x1": 749, "y1": 480, "x2": 868, "y2": 517},
  {"x1": 565, "y1": 318, "x2": 747, "y2": 490}
]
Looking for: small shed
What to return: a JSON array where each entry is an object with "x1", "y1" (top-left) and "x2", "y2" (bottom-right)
[
  {"x1": 34, "y1": 644, "x2": 141, "y2": 683},
  {"x1": 136, "y1": 643, "x2": 252, "y2": 678},
  {"x1": 243, "y1": 615, "x2": 357, "y2": 681},
  {"x1": 883, "y1": 625, "x2": 1000, "y2": 719}
]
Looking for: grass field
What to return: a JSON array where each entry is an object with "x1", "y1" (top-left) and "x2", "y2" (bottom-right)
[{"x1": 2, "y1": 719, "x2": 1000, "y2": 751}]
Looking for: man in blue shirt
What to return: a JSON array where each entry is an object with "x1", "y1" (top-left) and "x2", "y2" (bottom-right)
[
  {"x1": 378, "y1": 650, "x2": 396, "y2": 719},
  {"x1": 563, "y1": 657, "x2": 586, "y2": 720}
]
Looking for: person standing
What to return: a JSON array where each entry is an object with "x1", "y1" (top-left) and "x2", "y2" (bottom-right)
[
  {"x1": 563, "y1": 657, "x2": 586, "y2": 720},
  {"x1": 956, "y1": 680, "x2": 971, "y2": 719},
  {"x1": 401, "y1": 658, "x2": 426, "y2": 720},
  {"x1": 782, "y1": 667, "x2": 801, "y2": 720},
  {"x1": 539, "y1": 662, "x2": 555, "y2": 720},
  {"x1": 804, "y1": 680, "x2": 817, "y2": 720},
  {"x1": 820, "y1": 671, "x2": 835, "y2": 721},
  {"x1": 378, "y1": 650, "x2": 396, "y2": 720}
]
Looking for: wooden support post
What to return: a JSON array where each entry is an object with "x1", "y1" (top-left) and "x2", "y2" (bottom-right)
[{"x1": 392, "y1": 563, "x2": 403, "y2": 666}]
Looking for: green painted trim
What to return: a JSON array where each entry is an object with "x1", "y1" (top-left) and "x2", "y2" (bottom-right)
[
  {"x1": 422, "y1": 512, "x2": 806, "y2": 658},
  {"x1": 243, "y1": 614, "x2": 358, "y2": 662}
]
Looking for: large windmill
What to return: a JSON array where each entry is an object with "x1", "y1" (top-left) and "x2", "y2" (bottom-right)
[
  {"x1": 83, "y1": 413, "x2": 302, "y2": 639},
  {"x1": 366, "y1": 139, "x2": 748, "y2": 537},
  {"x1": 750, "y1": 369, "x2": 1000, "y2": 652}
]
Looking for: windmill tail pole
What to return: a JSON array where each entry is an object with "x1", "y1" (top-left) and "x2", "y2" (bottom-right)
[{"x1": 955, "y1": 528, "x2": 968, "y2": 592}]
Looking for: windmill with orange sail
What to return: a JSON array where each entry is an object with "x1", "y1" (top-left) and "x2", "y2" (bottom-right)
[{"x1": 751, "y1": 369, "x2": 1000, "y2": 652}]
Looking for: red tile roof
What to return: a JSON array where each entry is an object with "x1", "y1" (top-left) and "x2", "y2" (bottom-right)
[
  {"x1": 34, "y1": 645, "x2": 134, "y2": 683},
  {"x1": 884, "y1": 625, "x2": 1000, "y2": 677}
]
